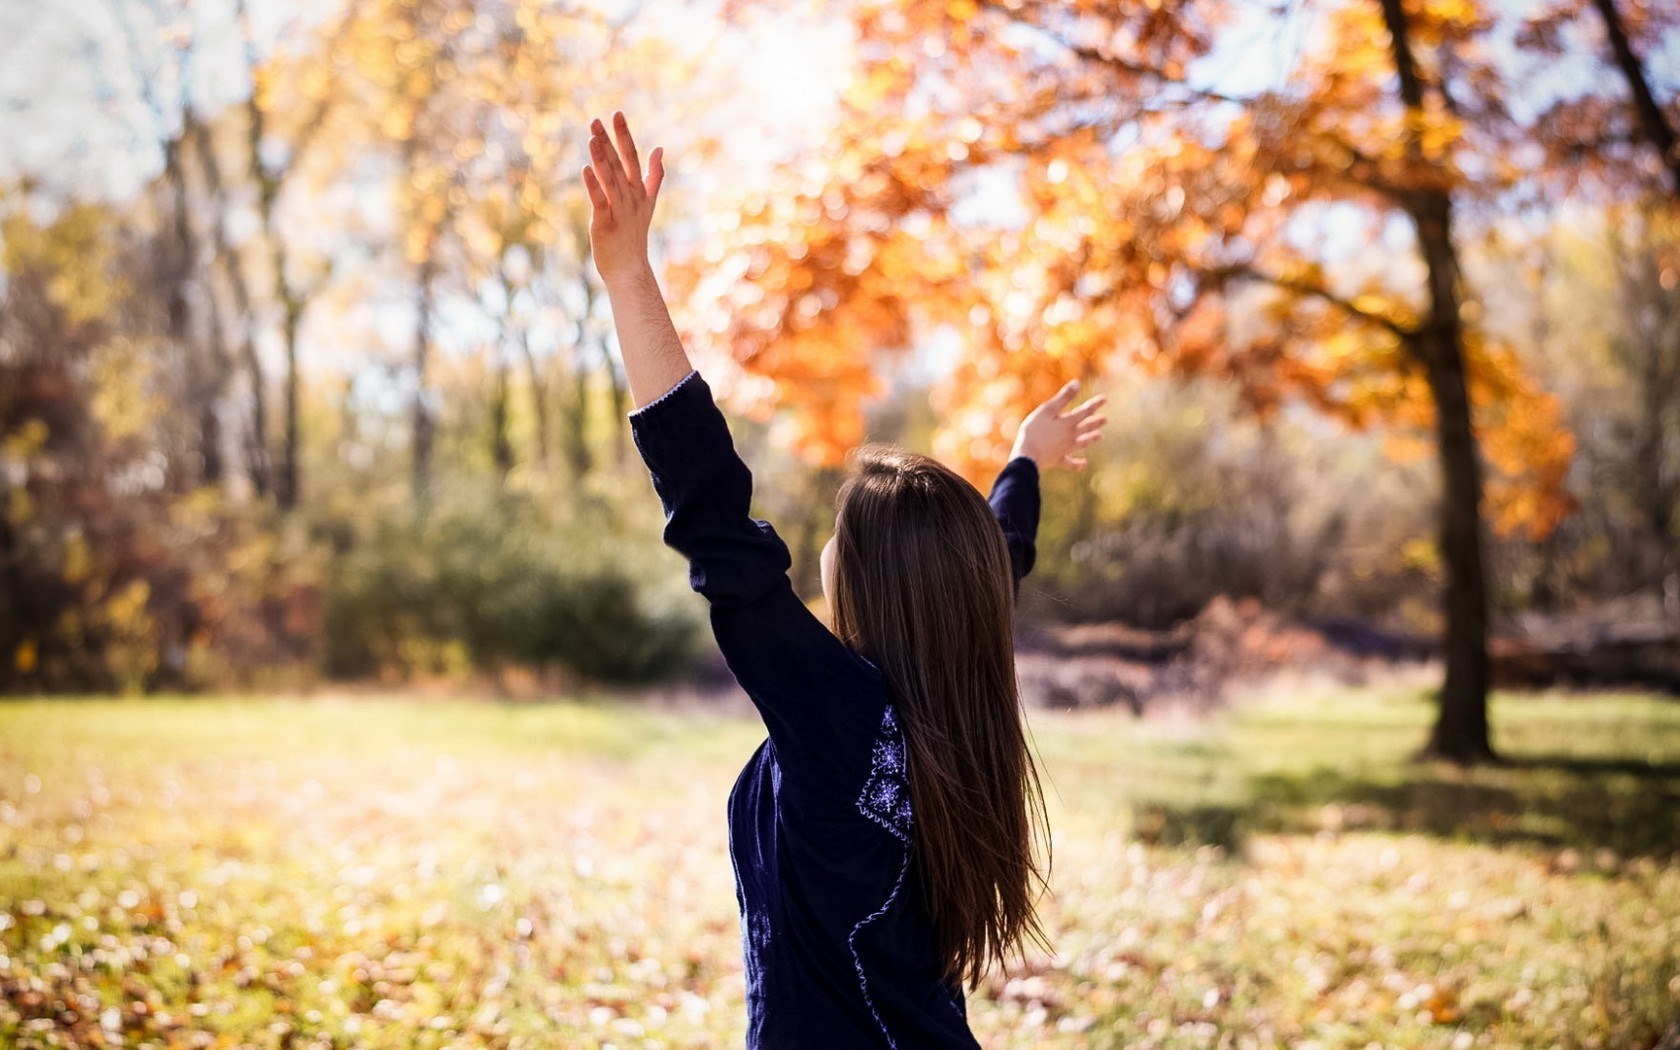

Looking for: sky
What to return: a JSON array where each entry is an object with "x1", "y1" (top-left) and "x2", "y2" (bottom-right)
[{"x1": 0, "y1": 0, "x2": 852, "y2": 205}]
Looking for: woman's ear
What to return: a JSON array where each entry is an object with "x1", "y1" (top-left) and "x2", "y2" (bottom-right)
[{"x1": 820, "y1": 534, "x2": 838, "y2": 608}]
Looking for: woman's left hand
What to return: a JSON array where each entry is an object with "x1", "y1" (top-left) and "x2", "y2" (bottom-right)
[
  {"x1": 583, "y1": 112, "x2": 666, "y2": 285},
  {"x1": 1009, "y1": 381, "x2": 1108, "y2": 470}
]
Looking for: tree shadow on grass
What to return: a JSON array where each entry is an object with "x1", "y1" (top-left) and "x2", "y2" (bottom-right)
[
  {"x1": 1245, "y1": 763, "x2": 1680, "y2": 858},
  {"x1": 1133, "y1": 759, "x2": 1680, "y2": 859},
  {"x1": 1504, "y1": 754, "x2": 1680, "y2": 779},
  {"x1": 1129, "y1": 801, "x2": 1248, "y2": 853}
]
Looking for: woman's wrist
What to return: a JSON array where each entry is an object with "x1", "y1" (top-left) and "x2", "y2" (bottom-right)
[{"x1": 601, "y1": 259, "x2": 657, "y2": 295}]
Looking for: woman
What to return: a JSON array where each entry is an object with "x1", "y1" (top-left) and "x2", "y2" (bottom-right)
[{"x1": 584, "y1": 112, "x2": 1107, "y2": 1048}]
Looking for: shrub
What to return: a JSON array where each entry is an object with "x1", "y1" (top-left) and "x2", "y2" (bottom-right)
[{"x1": 320, "y1": 484, "x2": 702, "y2": 685}]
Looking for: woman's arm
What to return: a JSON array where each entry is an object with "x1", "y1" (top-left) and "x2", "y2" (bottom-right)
[
  {"x1": 988, "y1": 458, "x2": 1042, "y2": 586},
  {"x1": 991, "y1": 381, "x2": 1109, "y2": 586},
  {"x1": 583, "y1": 112, "x2": 691, "y2": 408},
  {"x1": 586, "y1": 114, "x2": 889, "y2": 800}
]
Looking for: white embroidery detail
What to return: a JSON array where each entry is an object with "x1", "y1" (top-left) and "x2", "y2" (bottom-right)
[
  {"x1": 848, "y1": 844, "x2": 910, "y2": 1050},
  {"x1": 856, "y1": 705, "x2": 913, "y2": 842},
  {"x1": 850, "y1": 705, "x2": 915, "y2": 1047}
]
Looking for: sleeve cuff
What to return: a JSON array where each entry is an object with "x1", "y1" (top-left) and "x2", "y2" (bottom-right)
[
  {"x1": 628, "y1": 369, "x2": 701, "y2": 418},
  {"x1": 629, "y1": 369, "x2": 728, "y2": 484},
  {"x1": 1002, "y1": 455, "x2": 1040, "y2": 480}
]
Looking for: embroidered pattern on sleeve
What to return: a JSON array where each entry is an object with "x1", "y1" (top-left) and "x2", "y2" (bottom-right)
[{"x1": 855, "y1": 705, "x2": 913, "y2": 843}]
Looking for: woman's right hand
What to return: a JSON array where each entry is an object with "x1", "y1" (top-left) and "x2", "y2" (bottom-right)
[
  {"x1": 583, "y1": 111, "x2": 666, "y2": 285},
  {"x1": 1009, "y1": 381, "x2": 1108, "y2": 470}
]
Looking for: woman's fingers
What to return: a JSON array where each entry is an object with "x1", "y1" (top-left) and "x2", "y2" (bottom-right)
[
  {"x1": 582, "y1": 166, "x2": 610, "y2": 213},
  {"x1": 591, "y1": 119, "x2": 632, "y2": 201},
  {"x1": 645, "y1": 146, "x2": 665, "y2": 200},
  {"x1": 592, "y1": 114, "x2": 663, "y2": 208},
  {"x1": 612, "y1": 111, "x2": 642, "y2": 186},
  {"x1": 588, "y1": 125, "x2": 623, "y2": 209},
  {"x1": 1068, "y1": 394, "x2": 1107, "y2": 419},
  {"x1": 1077, "y1": 415, "x2": 1108, "y2": 435}
]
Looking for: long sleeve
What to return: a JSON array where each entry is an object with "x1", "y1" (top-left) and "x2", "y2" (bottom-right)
[
  {"x1": 630, "y1": 371, "x2": 888, "y2": 800},
  {"x1": 987, "y1": 456, "x2": 1041, "y2": 587},
  {"x1": 630, "y1": 370, "x2": 791, "y2": 608}
]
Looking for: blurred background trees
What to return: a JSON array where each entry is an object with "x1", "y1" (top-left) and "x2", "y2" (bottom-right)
[{"x1": 0, "y1": 0, "x2": 1674, "y2": 756}]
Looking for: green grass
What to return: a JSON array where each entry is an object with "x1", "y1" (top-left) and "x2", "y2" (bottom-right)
[{"x1": 1, "y1": 683, "x2": 1677, "y2": 1048}]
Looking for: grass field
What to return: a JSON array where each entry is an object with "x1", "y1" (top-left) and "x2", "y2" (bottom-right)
[{"x1": 2, "y1": 680, "x2": 1678, "y2": 1048}]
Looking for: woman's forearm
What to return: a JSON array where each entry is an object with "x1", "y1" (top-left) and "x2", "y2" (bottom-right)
[
  {"x1": 602, "y1": 263, "x2": 696, "y2": 410},
  {"x1": 581, "y1": 111, "x2": 689, "y2": 408}
]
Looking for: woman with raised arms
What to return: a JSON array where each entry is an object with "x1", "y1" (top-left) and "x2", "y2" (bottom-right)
[{"x1": 583, "y1": 111, "x2": 1107, "y2": 1049}]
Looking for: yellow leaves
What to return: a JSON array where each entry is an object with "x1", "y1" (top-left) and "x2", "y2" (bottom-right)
[
  {"x1": 380, "y1": 109, "x2": 413, "y2": 141},
  {"x1": 62, "y1": 532, "x2": 92, "y2": 585},
  {"x1": 1408, "y1": 109, "x2": 1467, "y2": 163},
  {"x1": 1, "y1": 203, "x2": 124, "y2": 329},
  {"x1": 5, "y1": 487, "x2": 32, "y2": 526},
  {"x1": 403, "y1": 224, "x2": 436, "y2": 266},
  {"x1": 2, "y1": 418, "x2": 49, "y2": 461},
  {"x1": 242, "y1": 63, "x2": 274, "y2": 132},
  {"x1": 100, "y1": 579, "x2": 159, "y2": 695},
  {"x1": 91, "y1": 337, "x2": 159, "y2": 445},
  {"x1": 1401, "y1": 536, "x2": 1441, "y2": 573},
  {"x1": 299, "y1": 63, "x2": 335, "y2": 106}
]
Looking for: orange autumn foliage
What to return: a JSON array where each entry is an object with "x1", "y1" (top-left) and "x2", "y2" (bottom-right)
[{"x1": 683, "y1": 0, "x2": 1577, "y2": 537}]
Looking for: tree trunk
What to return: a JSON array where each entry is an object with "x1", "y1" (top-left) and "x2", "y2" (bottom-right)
[
  {"x1": 1589, "y1": 0, "x2": 1680, "y2": 198},
  {"x1": 279, "y1": 301, "x2": 302, "y2": 508},
  {"x1": 412, "y1": 251, "x2": 437, "y2": 511},
  {"x1": 604, "y1": 335, "x2": 629, "y2": 466},
  {"x1": 238, "y1": 0, "x2": 324, "y2": 512},
  {"x1": 1378, "y1": 0, "x2": 1497, "y2": 763},
  {"x1": 1639, "y1": 302, "x2": 1680, "y2": 620},
  {"x1": 185, "y1": 111, "x2": 269, "y2": 498},
  {"x1": 561, "y1": 280, "x2": 597, "y2": 480},
  {"x1": 563, "y1": 363, "x2": 594, "y2": 481},
  {"x1": 161, "y1": 132, "x2": 224, "y2": 490},
  {"x1": 1417, "y1": 319, "x2": 1495, "y2": 763},
  {"x1": 520, "y1": 329, "x2": 550, "y2": 470},
  {"x1": 491, "y1": 350, "x2": 513, "y2": 481}
]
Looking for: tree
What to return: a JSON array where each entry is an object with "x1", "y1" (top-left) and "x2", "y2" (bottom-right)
[
  {"x1": 236, "y1": 0, "x2": 347, "y2": 510},
  {"x1": 1368, "y1": 0, "x2": 1490, "y2": 760},
  {"x1": 1521, "y1": 0, "x2": 1680, "y2": 615},
  {"x1": 326, "y1": 0, "x2": 700, "y2": 503},
  {"x1": 325, "y1": 0, "x2": 474, "y2": 509},
  {"x1": 1587, "y1": 0, "x2": 1680, "y2": 197},
  {"x1": 688, "y1": 0, "x2": 1576, "y2": 761},
  {"x1": 109, "y1": 0, "x2": 246, "y2": 494}
]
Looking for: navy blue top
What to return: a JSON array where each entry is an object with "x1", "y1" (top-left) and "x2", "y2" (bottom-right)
[{"x1": 630, "y1": 371, "x2": 1040, "y2": 1049}]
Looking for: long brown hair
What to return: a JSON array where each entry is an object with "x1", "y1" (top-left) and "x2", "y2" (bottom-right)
[{"x1": 829, "y1": 444, "x2": 1050, "y2": 988}]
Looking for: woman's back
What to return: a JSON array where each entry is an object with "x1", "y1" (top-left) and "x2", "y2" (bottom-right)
[
  {"x1": 585, "y1": 111, "x2": 1106, "y2": 1046},
  {"x1": 632, "y1": 371, "x2": 1006, "y2": 1046}
]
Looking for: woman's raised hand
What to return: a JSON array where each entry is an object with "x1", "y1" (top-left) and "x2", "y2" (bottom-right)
[
  {"x1": 1009, "y1": 381, "x2": 1108, "y2": 470},
  {"x1": 583, "y1": 112, "x2": 666, "y2": 284}
]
